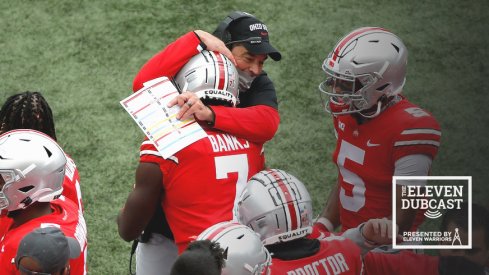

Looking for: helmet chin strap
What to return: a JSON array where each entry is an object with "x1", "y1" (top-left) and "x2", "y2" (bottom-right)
[
  {"x1": 359, "y1": 100, "x2": 383, "y2": 119},
  {"x1": 358, "y1": 94, "x2": 400, "y2": 119}
]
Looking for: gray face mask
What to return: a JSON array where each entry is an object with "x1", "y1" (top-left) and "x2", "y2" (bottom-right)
[{"x1": 238, "y1": 69, "x2": 256, "y2": 92}]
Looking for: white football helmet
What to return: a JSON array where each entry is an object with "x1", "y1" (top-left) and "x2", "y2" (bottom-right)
[
  {"x1": 197, "y1": 221, "x2": 271, "y2": 275},
  {"x1": 237, "y1": 169, "x2": 313, "y2": 245},
  {"x1": 174, "y1": 50, "x2": 239, "y2": 107},
  {"x1": 0, "y1": 130, "x2": 66, "y2": 214},
  {"x1": 319, "y1": 27, "x2": 408, "y2": 118}
]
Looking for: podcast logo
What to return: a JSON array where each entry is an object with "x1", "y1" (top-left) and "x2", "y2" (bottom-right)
[
  {"x1": 400, "y1": 184, "x2": 463, "y2": 219},
  {"x1": 392, "y1": 176, "x2": 472, "y2": 249}
]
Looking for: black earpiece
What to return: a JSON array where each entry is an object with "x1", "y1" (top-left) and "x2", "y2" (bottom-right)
[{"x1": 213, "y1": 11, "x2": 256, "y2": 44}]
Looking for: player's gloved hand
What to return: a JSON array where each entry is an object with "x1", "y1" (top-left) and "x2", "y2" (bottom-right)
[
  {"x1": 308, "y1": 217, "x2": 334, "y2": 240},
  {"x1": 360, "y1": 217, "x2": 401, "y2": 247}
]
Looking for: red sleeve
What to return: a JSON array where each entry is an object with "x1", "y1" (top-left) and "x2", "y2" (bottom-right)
[
  {"x1": 364, "y1": 251, "x2": 400, "y2": 275},
  {"x1": 392, "y1": 113, "x2": 441, "y2": 162},
  {"x1": 62, "y1": 155, "x2": 83, "y2": 212},
  {"x1": 210, "y1": 105, "x2": 280, "y2": 143},
  {"x1": 132, "y1": 31, "x2": 204, "y2": 92},
  {"x1": 0, "y1": 217, "x2": 11, "y2": 240},
  {"x1": 132, "y1": 33, "x2": 280, "y2": 143},
  {"x1": 364, "y1": 251, "x2": 439, "y2": 275}
]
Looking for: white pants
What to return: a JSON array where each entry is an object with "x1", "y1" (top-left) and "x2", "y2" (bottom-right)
[{"x1": 136, "y1": 233, "x2": 178, "y2": 275}]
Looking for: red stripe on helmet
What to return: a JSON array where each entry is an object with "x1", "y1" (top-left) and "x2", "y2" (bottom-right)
[
  {"x1": 213, "y1": 52, "x2": 226, "y2": 90},
  {"x1": 205, "y1": 222, "x2": 238, "y2": 241},
  {"x1": 269, "y1": 169, "x2": 298, "y2": 230},
  {"x1": 331, "y1": 27, "x2": 387, "y2": 63}
]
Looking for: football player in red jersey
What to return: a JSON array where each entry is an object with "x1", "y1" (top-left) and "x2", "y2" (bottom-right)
[
  {"x1": 0, "y1": 130, "x2": 87, "y2": 275},
  {"x1": 237, "y1": 169, "x2": 397, "y2": 275},
  {"x1": 0, "y1": 92, "x2": 84, "y2": 238},
  {"x1": 118, "y1": 51, "x2": 266, "y2": 259},
  {"x1": 314, "y1": 27, "x2": 442, "y2": 235},
  {"x1": 0, "y1": 91, "x2": 83, "y2": 212},
  {"x1": 123, "y1": 11, "x2": 282, "y2": 275}
]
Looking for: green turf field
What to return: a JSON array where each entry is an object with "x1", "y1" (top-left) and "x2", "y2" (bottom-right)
[{"x1": 1, "y1": 0, "x2": 488, "y2": 273}]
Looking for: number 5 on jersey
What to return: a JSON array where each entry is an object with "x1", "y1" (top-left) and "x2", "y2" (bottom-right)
[{"x1": 337, "y1": 140, "x2": 366, "y2": 212}]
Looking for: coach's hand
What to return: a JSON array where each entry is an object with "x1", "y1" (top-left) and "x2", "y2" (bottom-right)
[{"x1": 168, "y1": 92, "x2": 215, "y2": 123}]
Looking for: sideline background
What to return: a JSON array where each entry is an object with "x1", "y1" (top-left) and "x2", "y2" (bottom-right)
[{"x1": 1, "y1": 0, "x2": 487, "y2": 273}]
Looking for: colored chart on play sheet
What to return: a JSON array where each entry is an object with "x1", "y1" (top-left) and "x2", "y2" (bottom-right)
[{"x1": 120, "y1": 77, "x2": 207, "y2": 159}]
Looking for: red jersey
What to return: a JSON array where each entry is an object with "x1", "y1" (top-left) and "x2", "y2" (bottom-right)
[
  {"x1": 63, "y1": 154, "x2": 84, "y2": 212},
  {"x1": 132, "y1": 31, "x2": 279, "y2": 143},
  {"x1": 364, "y1": 251, "x2": 438, "y2": 275},
  {"x1": 0, "y1": 197, "x2": 88, "y2": 275},
  {"x1": 270, "y1": 236, "x2": 363, "y2": 274},
  {"x1": 140, "y1": 129, "x2": 265, "y2": 252},
  {"x1": 332, "y1": 98, "x2": 441, "y2": 230}
]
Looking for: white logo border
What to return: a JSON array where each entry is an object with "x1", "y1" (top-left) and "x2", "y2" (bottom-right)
[{"x1": 392, "y1": 176, "x2": 472, "y2": 249}]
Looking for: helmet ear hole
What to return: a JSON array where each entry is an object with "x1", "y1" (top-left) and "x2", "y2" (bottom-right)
[
  {"x1": 223, "y1": 247, "x2": 229, "y2": 260},
  {"x1": 376, "y1": 83, "x2": 390, "y2": 91},
  {"x1": 391, "y1": 43, "x2": 400, "y2": 52},
  {"x1": 18, "y1": 186, "x2": 34, "y2": 193},
  {"x1": 43, "y1": 146, "x2": 52, "y2": 157}
]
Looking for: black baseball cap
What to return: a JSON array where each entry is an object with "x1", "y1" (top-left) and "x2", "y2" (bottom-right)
[
  {"x1": 227, "y1": 17, "x2": 282, "y2": 61},
  {"x1": 15, "y1": 227, "x2": 81, "y2": 273}
]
